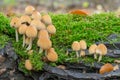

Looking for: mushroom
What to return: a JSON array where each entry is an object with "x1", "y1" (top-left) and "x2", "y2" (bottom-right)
[
  {"x1": 42, "y1": 14, "x2": 52, "y2": 25},
  {"x1": 18, "y1": 24, "x2": 28, "y2": 47},
  {"x1": 96, "y1": 44, "x2": 107, "y2": 62},
  {"x1": 10, "y1": 17, "x2": 21, "y2": 42},
  {"x1": 25, "y1": 5, "x2": 35, "y2": 16},
  {"x1": 37, "y1": 30, "x2": 51, "y2": 53},
  {"x1": 89, "y1": 44, "x2": 97, "y2": 59},
  {"x1": 31, "y1": 11, "x2": 41, "y2": 20},
  {"x1": 20, "y1": 15, "x2": 31, "y2": 26},
  {"x1": 71, "y1": 41, "x2": 80, "y2": 58},
  {"x1": 25, "y1": 37, "x2": 30, "y2": 47},
  {"x1": 31, "y1": 19, "x2": 46, "y2": 31},
  {"x1": 99, "y1": 63, "x2": 113, "y2": 74},
  {"x1": 46, "y1": 48, "x2": 58, "y2": 62},
  {"x1": 79, "y1": 40, "x2": 87, "y2": 57},
  {"x1": 47, "y1": 24, "x2": 56, "y2": 36},
  {"x1": 26, "y1": 26, "x2": 37, "y2": 50},
  {"x1": 25, "y1": 59, "x2": 32, "y2": 70}
]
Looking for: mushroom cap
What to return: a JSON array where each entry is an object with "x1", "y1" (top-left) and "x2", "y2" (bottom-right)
[
  {"x1": 31, "y1": 11, "x2": 41, "y2": 20},
  {"x1": 20, "y1": 15, "x2": 31, "y2": 24},
  {"x1": 31, "y1": 20, "x2": 46, "y2": 30},
  {"x1": 10, "y1": 17, "x2": 21, "y2": 28},
  {"x1": 38, "y1": 29, "x2": 49, "y2": 39},
  {"x1": 72, "y1": 41, "x2": 80, "y2": 51},
  {"x1": 42, "y1": 14, "x2": 52, "y2": 25},
  {"x1": 96, "y1": 44, "x2": 107, "y2": 55},
  {"x1": 26, "y1": 26, "x2": 37, "y2": 38},
  {"x1": 18, "y1": 24, "x2": 27, "y2": 34},
  {"x1": 47, "y1": 24, "x2": 56, "y2": 34},
  {"x1": 25, "y1": 5, "x2": 35, "y2": 15},
  {"x1": 99, "y1": 63, "x2": 113, "y2": 74},
  {"x1": 46, "y1": 48, "x2": 58, "y2": 62},
  {"x1": 25, "y1": 37, "x2": 30, "y2": 45},
  {"x1": 79, "y1": 40, "x2": 87, "y2": 50},
  {"x1": 37, "y1": 38, "x2": 52, "y2": 50},
  {"x1": 25, "y1": 59, "x2": 32, "y2": 70},
  {"x1": 89, "y1": 44, "x2": 97, "y2": 54}
]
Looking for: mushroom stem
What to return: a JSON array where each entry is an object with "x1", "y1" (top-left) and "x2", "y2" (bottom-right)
[
  {"x1": 45, "y1": 50, "x2": 47, "y2": 56},
  {"x1": 26, "y1": 38, "x2": 32, "y2": 50},
  {"x1": 94, "y1": 53, "x2": 97, "y2": 59},
  {"x1": 76, "y1": 51, "x2": 79, "y2": 58},
  {"x1": 22, "y1": 35, "x2": 26, "y2": 47},
  {"x1": 39, "y1": 48, "x2": 43, "y2": 53},
  {"x1": 15, "y1": 29, "x2": 19, "y2": 42},
  {"x1": 98, "y1": 55, "x2": 102, "y2": 62}
]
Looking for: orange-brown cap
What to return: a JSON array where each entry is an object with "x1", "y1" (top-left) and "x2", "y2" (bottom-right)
[
  {"x1": 18, "y1": 24, "x2": 28, "y2": 34},
  {"x1": 25, "y1": 5, "x2": 35, "y2": 15},
  {"x1": 46, "y1": 48, "x2": 58, "y2": 62},
  {"x1": 31, "y1": 20, "x2": 46, "y2": 30},
  {"x1": 79, "y1": 40, "x2": 87, "y2": 50},
  {"x1": 42, "y1": 14, "x2": 52, "y2": 25},
  {"x1": 38, "y1": 29, "x2": 49, "y2": 39},
  {"x1": 47, "y1": 24, "x2": 56, "y2": 34},
  {"x1": 96, "y1": 44, "x2": 107, "y2": 55},
  {"x1": 72, "y1": 41, "x2": 80, "y2": 51},
  {"x1": 31, "y1": 11, "x2": 41, "y2": 20},
  {"x1": 20, "y1": 15, "x2": 31, "y2": 24},
  {"x1": 99, "y1": 63, "x2": 113, "y2": 74},
  {"x1": 26, "y1": 26, "x2": 37, "y2": 38},
  {"x1": 89, "y1": 44, "x2": 97, "y2": 54},
  {"x1": 25, "y1": 59, "x2": 32, "y2": 70},
  {"x1": 37, "y1": 38, "x2": 52, "y2": 50},
  {"x1": 10, "y1": 17, "x2": 21, "y2": 28}
]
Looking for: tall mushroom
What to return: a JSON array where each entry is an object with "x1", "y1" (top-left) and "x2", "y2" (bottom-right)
[
  {"x1": 89, "y1": 44, "x2": 97, "y2": 59},
  {"x1": 10, "y1": 17, "x2": 21, "y2": 42},
  {"x1": 31, "y1": 11, "x2": 41, "y2": 20},
  {"x1": 31, "y1": 19, "x2": 46, "y2": 31},
  {"x1": 47, "y1": 24, "x2": 56, "y2": 36},
  {"x1": 26, "y1": 26, "x2": 37, "y2": 50},
  {"x1": 25, "y1": 5, "x2": 35, "y2": 16},
  {"x1": 18, "y1": 24, "x2": 28, "y2": 47},
  {"x1": 37, "y1": 30, "x2": 51, "y2": 54},
  {"x1": 79, "y1": 40, "x2": 87, "y2": 57},
  {"x1": 96, "y1": 44, "x2": 107, "y2": 62},
  {"x1": 42, "y1": 14, "x2": 52, "y2": 25},
  {"x1": 46, "y1": 48, "x2": 58, "y2": 62},
  {"x1": 71, "y1": 41, "x2": 80, "y2": 58}
]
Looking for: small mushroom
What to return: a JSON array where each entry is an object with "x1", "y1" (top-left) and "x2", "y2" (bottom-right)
[
  {"x1": 25, "y1": 59, "x2": 32, "y2": 70},
  {"x1": 25, "y1": 5, "x2": 35, "y2": 16},
  {"x1": 42, "y1": 14, "x2": 52, "y2": 25},
  {"x1": 18, "y1": 24, "x2": 28, "y2": 47},
  {"x1": 20, "y1": 15, "x2": 31, "y2": 26},
  {"x1": 26, "y1": 26, "x2": 37, "y2": 50},
  {"x1": 31, "y1": 11, "x2": 41, "y2": 20},
  {"x1": 10, "y1": 17, "x2": 21, "y2": 42},
  {"x1": 89, "y1": 44, "x2": 97, "y2": 59},
  {"x1": 79, "y1": 40, "x2": 87, "y2": 57},
  {"x1": 96, "y1": 44, "x2": 107, "y2": 62},
  {"x1": 31, "y1": 19, "x2": 46, "y2": 31},
  {"x1": 47, "y1": 24, "x2": 56, "y2": 36},
  {"x1": 99, "y1": 63, "x2": 113, "y2": 74},
  {"x1": 71, "y1": 41, "x2": 80, "y2": 58},
  {"x1": 46, "y1": 48, "x2": 58, "y2": 62}
]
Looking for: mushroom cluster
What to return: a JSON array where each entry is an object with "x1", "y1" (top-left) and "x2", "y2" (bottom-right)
[
  {"x1": 71, "y1": 40, "x2": 87, "y2": 58},
  {"x1": 10, "y1": 5, "x2": 58, "y2": 70}
]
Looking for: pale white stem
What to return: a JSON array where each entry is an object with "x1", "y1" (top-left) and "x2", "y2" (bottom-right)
[
  {"x1": 45, "y1": 50, "x2": 47, "y2": 56},
  {"x1": 26, "y1": 38, "x2": 32, "y2": 50},
  {"x1": 39, "y1": 47, "x2": 43, "y2": 53},
  {"x1": 76, "y1": 51, "x2": 79, "y2": 58},
  {"x1": 94, "y1": 53, "x2": 97, "y2": 59},
  {"x1": 98, "y1": 55, "x2": 102, "y2": 62},
  {"x1": 22, "y1": 35, "x2": 26, "y2": 47},
  {"x1": 15, "y1": 29, "x2": 19, "y2": 42}
]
